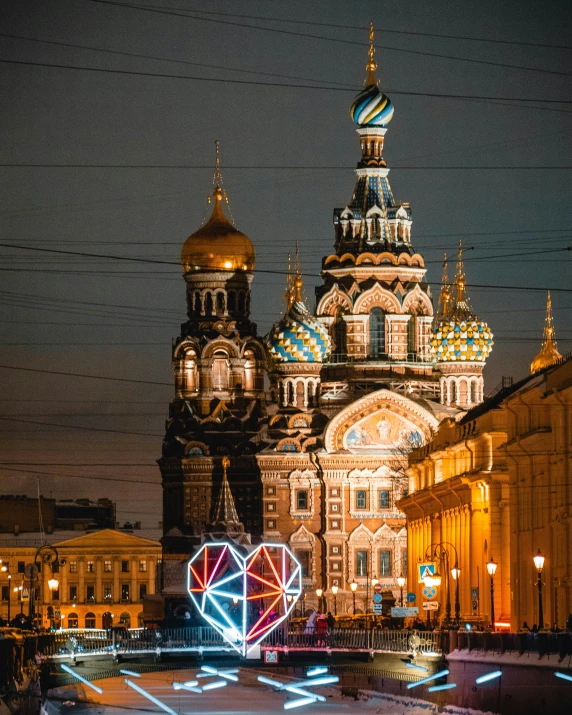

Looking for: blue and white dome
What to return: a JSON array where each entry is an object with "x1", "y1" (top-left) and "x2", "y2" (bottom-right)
[
  {"x1": 350, "y1": 84, "x2": 394, "y2": 127},
  {"x1": 267, "y1": 277, "x2": 331, "y2": 363}
]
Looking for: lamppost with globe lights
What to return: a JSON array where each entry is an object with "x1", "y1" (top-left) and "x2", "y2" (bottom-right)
[
  {"x1": 424, "y1": 543, "x2": 460, "y2": 626},
  {"x1": 533, "y1": 549, "x2": 545, "y2": 629},
  {"x1": 370, "y1": 575, "x2": 379, "y2": 625},
  {"x1": 487, "y1": 557, "x2": 497, "y2": 629},
  {"x1": 350, "y1": 580, "x2": 357, "y2": 618},
  {"x1": 331, "y1": 585, "x2": 338, "y2": 616},
  {"x1": 451, "y1": 563, "x2": 461, "y2": 624},
  {"x1": 422, "y1": 569, "x2": 442, "y2": 628},
  {"x1": 397, "y1": 574, "x2": 406, "y2": 607},
  {"x1": 315, "y1": 587, "x2": 323, "y2": 613}
]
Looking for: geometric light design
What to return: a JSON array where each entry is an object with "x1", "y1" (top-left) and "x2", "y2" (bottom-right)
[{"x1": 188, "y1": 542, "x2": 302, "y2": 657}]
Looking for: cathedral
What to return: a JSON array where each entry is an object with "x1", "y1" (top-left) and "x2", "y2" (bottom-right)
[{"x1": 158, "y1": 29, "x2": 494, "y2": 616}]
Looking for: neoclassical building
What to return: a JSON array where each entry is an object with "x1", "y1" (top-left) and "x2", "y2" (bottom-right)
[{"x1": 159, "y1": 29, "x2": 494, "y2": 615}]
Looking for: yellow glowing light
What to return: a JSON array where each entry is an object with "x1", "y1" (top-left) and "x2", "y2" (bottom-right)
[{"x1": 224, "y1": 261, "x2": 232, "y2": 269}]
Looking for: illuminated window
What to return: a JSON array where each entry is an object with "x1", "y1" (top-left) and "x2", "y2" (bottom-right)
[
  {"x1": 104, "y1": 585, "x2": 112, "y2": 600},
  {"x1": 379, "y1": 490, "x2": 390, "y2": 509},
  {"x1": 69, "y1": 561, "x2": 77, "y2": 573},
  {"x1": 356, "y1": 490, "x2": 367, "y2": 509},
  {"x1": 296, "y1": 490, "x2": 308, "y2": 510},
  {"x1": 297, "y1": 551, "x2": 311, "y2": 578},
  {"x1": 69, "y1": 585, "x2": 77, "y2": 601},
  {"x1": 86, "y1": 561, "x2": 94, "y2": 573},
  {"x1": 85, "y1": 612, "x2": 96, "y2": 629},
  {"x1": 356, "y1": 550, "x2": 368, "y2": 577},
  {"x1": 369, "y1": 307, "x2": 386, "y2": 357},
  {"x1": 1, "y1": 586, "x2": 9, "y2": 601},
  {"x1": 121, "y1": 584, "x2": 130, "y2": 601},
  {"x1": 104, "y1": 560, "x2": 112, "y2": 572},
  {"x1": 86, "y1": 585, "x2": 95, "y2": 601},
  {"x1": 139, "y1": 583, "x2": 147, "y2": 600},
  {"x1": 139, "y1": 560, "x2": 147, "y2": 572},
  {"x1": 380, "y1": 550, "x2": 392, "y2": 577}
]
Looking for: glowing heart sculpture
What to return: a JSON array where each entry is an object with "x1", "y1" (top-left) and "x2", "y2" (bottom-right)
[{"x1": 187, "y1": 542, "x2": 302, "y2": 656}]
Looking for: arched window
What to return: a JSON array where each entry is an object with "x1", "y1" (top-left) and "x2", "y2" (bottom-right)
[
  {"x1": 450, "y1": 380, "x2": 457, "y2": 404},
  {"x1": 407, "y1": 316, "x2": 416, "y2": 354},
  {"x1": 102, "y1": 611, "x2": 113, "y2": 629},
  {"x1": 194, "y1": 292, "x2": 201, "y2": 315},
  {"x1": 85, "y1": 612, "x2": 96, "y2": 629},
  {"x1": 471, "y1": 381, "x2": 478, "y2": 403},
  {"x1": 205, "y1": 292, "x2": 213, "y2": 315},
  {"x1": 238, "y1": 292, "x2": 246, "y2": 313},
  {"x1": 333, "y1": 311, "x2": 347, "y2": 356},
  {"x1": 67, "y1": 613, "x2": 78, "y2": 629},
  {"x1": 216, "y1": 292, "x2": 224, "y2": 314},
  {"x1": 212, "y1": 350, "x2": 230, "y2": 390},
  {"x1": 228, "y1": 291, "x2": 236, "y2": 312},
  {"x1": 279, "y1": 382, "x2": 285, "y2": 406},
  {"x1": 287, "y1": 382, "x2": 295, "y2": 405},
  {"x1": 307, "y1": 381, "x2": 315, "y2": 407},
  {"x1": 369, "y1": 307, "x2": 386, "y2": 358}
]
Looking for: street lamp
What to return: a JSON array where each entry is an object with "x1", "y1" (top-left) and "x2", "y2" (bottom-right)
[
  {"x1": 350, "y1": 580, "x2": 357, "y2": 616},
  {"x1": 397, "y1": 574, "x2": 406, "y2": 607},
  {"x1": 7, "y1": 574, "x2": 11, "y2": 622},
  {"x1": 533, "y1": 548, "x2": 545, "y2": 629},
  {"x1": 331, "y1": 585, "x2": 338, "y2": 616},
  {"x1": 48, "y1": 577, "x2": 59, "y2": 592},
  {"x1": 315, "y1": 588, "x2": 323, "y2": 612},
  {"x1": 451, "y1": 564, "x2": 461, "y2": 624},
  {"x1": 486, "y1": 557, "x2": 497, "y2": 629}
]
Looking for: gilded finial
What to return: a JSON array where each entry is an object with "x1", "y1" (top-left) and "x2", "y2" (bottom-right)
[
  {"x1": 284, "y1": 253, "x2": 293, "y2": 309},
  {"x1": 366, "y1": 22, "x2": 378, "y2": 85},
  {"x1": 293, "y1": 241, "x2": 303, "y2": 303},
  {"x1": 222, "y1": 455, "x2": 230, "y2": 476},
  {"x1": 438, "y1": 253, "x2": 451, "y2": 318},
  {"x1": 455, "y1": 240, "x2": 467, "y2": 304}
]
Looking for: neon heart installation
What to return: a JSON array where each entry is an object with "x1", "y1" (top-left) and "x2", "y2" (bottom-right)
[{"x1": 187, "y1": 542, "x2": 302, "y2": 656}]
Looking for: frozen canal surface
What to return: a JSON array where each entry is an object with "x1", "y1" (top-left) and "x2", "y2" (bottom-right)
[{"x1": 47, "y1": 668, "x2": 494, "y2": 715}]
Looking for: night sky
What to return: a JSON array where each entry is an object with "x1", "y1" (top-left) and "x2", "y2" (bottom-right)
[{"x1": 1, "y1": 0, "x2": 571, "y2": 528}]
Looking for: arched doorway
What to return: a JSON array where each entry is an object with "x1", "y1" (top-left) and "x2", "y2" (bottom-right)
[
  {"x1": 85, "y1": 612, "x2": 96, "y2": 629},
  {"x1": 119, "y1": 612, "x2": 131, "y2": 628},
  {"x1": 67, "y1": 613, "x2": 78, "y2": 629},
  {"x1": 137, "y1": 612, "x2": 145, "y2": 628},
  {"x1": 102, "y1": 611, "x2": 113, "y2": 629}
]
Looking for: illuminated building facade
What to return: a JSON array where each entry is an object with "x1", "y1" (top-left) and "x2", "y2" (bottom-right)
[
  {"x1": 159, "y1": 28, "x2": 494, "y2": 615},
  {"x1": 0, "y1": 528, "x2": 161, "y2": 629}
]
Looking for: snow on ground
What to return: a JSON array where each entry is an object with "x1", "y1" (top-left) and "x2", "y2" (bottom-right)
[{"x1": 45, "y1": 669, "x2": 496, "y2": 715}]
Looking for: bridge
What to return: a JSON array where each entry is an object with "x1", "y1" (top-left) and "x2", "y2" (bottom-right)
[{"x1": 38, "y1": 627, "x2": 445, "y2": 662}]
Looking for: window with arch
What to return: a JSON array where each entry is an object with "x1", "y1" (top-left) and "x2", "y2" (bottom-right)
[
  {"x1": 355, "y1": 550, "x2": 368, "y2": 577},
  {"x1": 212, "y1": 350, "x2": 230, "y2": 390},
  {"x1": 471, "y1": 381, "x2": 478, "y2": 403},
  {"x1": 67, "y1": 613, "x2": 78, "y2": 629},
  {"x1": 194, "y1": 292, "x2": 201, "y2": 315},
  {"x1": 85, "y1": 612, "x2": 96, "y2": 629},
  {"x1": 450, "y1": 381, "x2": 457, "y2": 403},
  {"x1": 227, "y1": 291, "x2": 236, "y2": 312},
  {"x1": 216, "y1": 292, "x2": 224, "y2": 314},
  {"x1": 287, "y1": 382, "x2": 295, "y2": 405},
  {"x1": 379, "y1": 489, "x2": 390, "y2": 509},
  {"x1": 379, "y1": 549, "x2": 392, "y2": 577},
  {"x1": 238, "y1": 292, "x2": 246, "y2": 313},
  {"x1": 307, "y1": 381, "x2": 316, "y2": 407},
  {"x1": 369, "y1": 307, "x2": 386, "y2": 357},
  {"x1": 205, "y1": 292, "x2": 213, "y2": 315},
  {"x1": 119, "y1": 612, "x2": 131, "y2": 627},
  {"x1": 296, "y1": 490, "x2": 308, "y2": 510},
  {"x1": 407, "y1": 316, "x2": 416, "y2": 354}
]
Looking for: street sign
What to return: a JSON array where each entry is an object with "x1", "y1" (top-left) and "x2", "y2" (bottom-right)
[
  {"x1": 21, "y1": 588, "x2": 30, "y2": 602},
  {"x1": 373, "y1": 604, "x2": 383, "y2": 613},
  {"x1": 422, "y1": 585, "x2": 437, "y2": 600},
  {"x1": 264, "y1": 650, "x2": 279, "y2": 664},
  {"x1": 472, "y1": 599, "x2": 478, "y2": 612},
  {"x1": 471, "y1": 587, "x2": 479, "y2": 600},
  {"x1": 406, "y1": 592, "x2": 416, "y2": 603},
  {"x1": 417, "y1": 562, "x2": 436, "y2": 584},
  {"x1": 373, "y1": 583, "x2": 383, "y2": 593},
  {"x1": 423, "y1": 601, "x2": 439, "y2": 611},
  {"x1": 372, "y1": 593, "x2": 382, "y2": 604},
  {"x1": 391, "y1": 607, "x2": 419, "y2": 618}
]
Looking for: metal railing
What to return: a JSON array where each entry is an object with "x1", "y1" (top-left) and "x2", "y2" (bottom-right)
[{"x1": 452, "y1": 630, "x2": 572, "y2": 658}]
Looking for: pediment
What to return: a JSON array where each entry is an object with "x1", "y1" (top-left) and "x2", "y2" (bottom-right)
[{"x1": 54, "y1": 528, "x2": 160, "y2": 549}]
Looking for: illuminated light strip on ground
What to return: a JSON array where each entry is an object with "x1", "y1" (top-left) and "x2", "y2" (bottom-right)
[
  {"x1": 60, "y1": 664, "x2": 103, "y2": 694},
  {"x1": 125, "y1": 679, "x2": 177, "y2": 715},
  {"x1": 257, "y1": 676, "x2": 327, "y2": 704},
  {"x1": 428, "y1": 683, "x2": 457, "y2": 692},
  {"x1": 284, "y1": 697, "x2": 318, "y2": 710},
  {"x1": 282, "y1": 686, "x2": 325, "y2": 702},
  {"x1": 283, "y1": 676, "x2": 339, "y2": 689},
  {"x1": 406, "y1": 669, "x2": 450, "y2": 689},
  {"x1": 555, "y1": 672, "x2": 572, "y2": 682},
  {"x1": 406, "y1": 662, "x2": 428, "y2": 672},
  {"x1": 119, "y1": 669, "x2": 141, "y2": 677},
  {"x1": 183, "y1": 680, "x2": 199, "y2": 687},
  {"x1": 307, "y1": 667, "x2": 328, "y2": 677},
  {"x1": 201, "y1": 680, "x2": 227, "y2": 691},
  {"x1": 172, "y1": 682, "x2": 202, "y2": 693},
  {"x1": 476, "y1": 670, "x2": 502, "y2": 684}
]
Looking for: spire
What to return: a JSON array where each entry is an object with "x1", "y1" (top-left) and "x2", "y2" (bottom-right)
[
  {"x1": 531, "y1": 291, "x2": 562, "y2": 373},
  {"x1": 365, "y1": 22, "x2": 378, "y2": 85},
  {"x1": 450, "y1": 240, "x2": 473, "y2": 319},
  {"x1": 292, "y1": 241, "x2": 303, "y2": 303},
  {"x1": 205, "y1": 139, "x2": 235, "y2": 226},
  {"x1": 212, "y1": 456, "x2": 241, "y2": 525},
  {"x1": 437, "y1": 253, "x2": 452, "y2": 319}
]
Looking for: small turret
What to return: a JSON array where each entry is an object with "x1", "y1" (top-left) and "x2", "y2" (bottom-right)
[{"x1": 531, "y1": 291, "x2": 562, "y2": 373}]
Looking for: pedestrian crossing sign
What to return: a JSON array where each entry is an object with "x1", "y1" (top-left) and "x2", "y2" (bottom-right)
[{"x1": 417, "y1": 562, "x2": 436, "y2": 584}]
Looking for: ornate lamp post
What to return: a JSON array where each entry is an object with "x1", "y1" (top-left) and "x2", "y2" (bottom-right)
[
  {"x1": 486, "y1": 557, "x2": 497, "y2": 629},
  {"x1": 451, "y1": 564, "x2": 461, "y2": 624},
  {"x1": 397, "y1": 574, "x2": 406, "y2": 607},
  {"x1": 7, "y1": 574, "x2": 11, "y2": 623},
  {"x1": 350, "y1": 580, "x2": 357, "y2": 617},
  {"x1": 533, "y1": 549, "x2": 545, "y2": 629},
  {"x1": 315, "y1": 588, "x2": 323, "y2": 613},
  {"x1": 331, "y1": 585, "x2": 338, "y2": 616}
]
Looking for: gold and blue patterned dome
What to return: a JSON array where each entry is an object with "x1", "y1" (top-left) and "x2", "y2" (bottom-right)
[
  {"x1": 350, "y1": 24, "x2": 394, "y2": 127},
  {"x1": 267, "y1": 275, "x2": 331, "y2": 364},
  {"x1": 430, "y1": 249, "x2": 493, "y2": 364}
]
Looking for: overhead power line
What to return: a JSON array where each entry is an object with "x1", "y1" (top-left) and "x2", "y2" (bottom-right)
[
  {"x1": 0, "y1": 465, "x2": 160, "y2": 485},
  {"x1": 131, "y1": 3, "x2": 572, "y2": 50},
  {"x1": 0, "y1": 416, "x2": 163, "y2": 437},
  {"x1": 2, "y1": 58, "x2": 571, "y2": 104},
  {"x1": 2, "y1": 164, "x2": 571, "y2": 169},
  {"x1": 0, "y1": 364, "x2": 171, "y2": 386},
  {"x1": 84, "y1": 0, "x2": 572, "y2": 77}
]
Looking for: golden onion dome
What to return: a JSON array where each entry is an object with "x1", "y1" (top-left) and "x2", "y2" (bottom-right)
[
  {"x1": 181, "y1": 187, "x2": 255, "y2": 273},
  {"x1": 531, "y1": 291, "x2": 562, "y2": 373}
]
